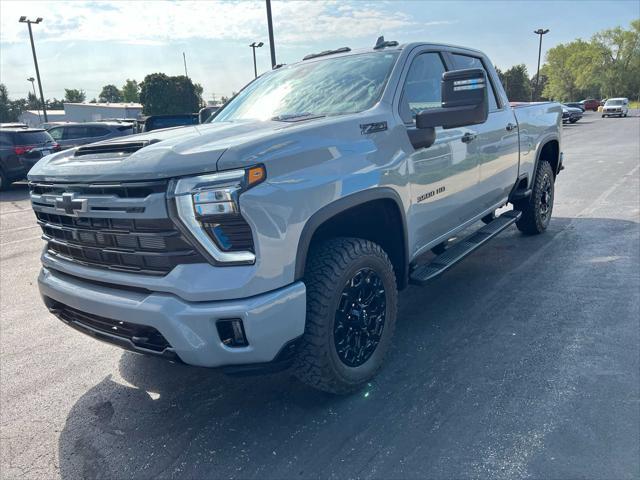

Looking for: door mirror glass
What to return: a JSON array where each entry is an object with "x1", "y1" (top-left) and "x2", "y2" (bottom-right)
[{"x1": 416, "y1": 68, "x2": 489, "y2": 130}]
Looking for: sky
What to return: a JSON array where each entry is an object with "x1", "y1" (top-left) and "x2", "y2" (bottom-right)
[{"x1": 0, "y1": 0, "x2": 638, "y2": 102}]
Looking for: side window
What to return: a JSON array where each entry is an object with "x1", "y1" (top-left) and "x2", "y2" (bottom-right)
[
  {"x1": 48, "y1": 128, "x2": 63, "y2": 141},
  {"x1": 400, "y1": 52, "x2": 447, "y2": 124},
  {"x1": 86, "y1": 126, "x2": 110, "y2": 138},
  {"x1": 63, "y1": 126, "x2": 88, "y2": 140},
  {"x1": 451, "y1": 54, "x2": 500, "y2": 111}
]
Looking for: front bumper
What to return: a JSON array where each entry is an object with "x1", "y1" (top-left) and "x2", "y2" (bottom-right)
[{"x1": 39, "y1": 267, "x2": 307, "y2": 367}]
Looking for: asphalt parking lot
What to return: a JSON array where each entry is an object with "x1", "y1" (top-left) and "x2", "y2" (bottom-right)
[{"x1": 1, "y1": 111, "x2": 639, "y2": 479}]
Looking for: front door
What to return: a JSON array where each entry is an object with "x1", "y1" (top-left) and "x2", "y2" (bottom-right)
[{"x1": 402, "y1": 51, "x2": 485, "y2": 257}]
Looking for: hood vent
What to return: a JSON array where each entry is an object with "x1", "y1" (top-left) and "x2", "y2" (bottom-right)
[{"x1": 74, "y1": 140, "x2": 159, "y2": 157}]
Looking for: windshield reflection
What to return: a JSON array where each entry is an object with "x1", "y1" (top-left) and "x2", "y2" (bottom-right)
[{"x1": 212, "y1": 52, "x2": 399, "y2": 123}]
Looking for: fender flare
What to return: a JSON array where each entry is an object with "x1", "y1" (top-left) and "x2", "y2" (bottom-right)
[
  {"x1": 532, "y1": 134, "x2": 561, "y2": 183},
  {"x1": 293, "y1": 187, "x2": 409, "y2": 285}
]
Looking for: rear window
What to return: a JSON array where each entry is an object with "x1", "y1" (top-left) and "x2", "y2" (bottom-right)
[
  {"x1": 13, "y1": 130, "x2": 53, "y2": 145},
  {"x1": 146, "y1": 116, "x2": 198, "y2": 130}
]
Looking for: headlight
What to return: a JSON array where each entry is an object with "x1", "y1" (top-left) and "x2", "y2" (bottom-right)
[{"x1": 168, "y1": 165, "x2": 265, "y2": 265}]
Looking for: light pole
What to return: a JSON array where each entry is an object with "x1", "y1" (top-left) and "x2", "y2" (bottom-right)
[
  {"x1": 532, "y1": 28, "x2": 549, "y2": 102},
  {"x1": 27, "y1": 77, "x2": 41, "y2": 122},
  {"x1": 249, "y1": 42, "x2": 264, "y2": 78},
  {"x1": 265, "y1": 0, "x2": 276, "y2": 68},
  {"x1": 19, "y1": 16, "x2": 48, "y2": 122}
]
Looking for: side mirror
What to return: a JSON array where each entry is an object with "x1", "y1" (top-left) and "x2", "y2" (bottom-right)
[{"x1": 416, "y1": 68, "x2": 489, "y2": 130}]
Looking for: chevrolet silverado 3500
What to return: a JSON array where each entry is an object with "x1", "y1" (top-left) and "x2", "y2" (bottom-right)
[{"x1": 29, "y1": 39, "x2": 563, "y2": 393}]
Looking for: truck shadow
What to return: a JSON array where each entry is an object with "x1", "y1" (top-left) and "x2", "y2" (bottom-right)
[{"x1": 57, "y1": 216, "x2": 640, "y2": 479}]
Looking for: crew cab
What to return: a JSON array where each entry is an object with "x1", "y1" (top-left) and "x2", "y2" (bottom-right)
[{"x1": 28, "y1": 39, "x2": 563, "y2": 393}]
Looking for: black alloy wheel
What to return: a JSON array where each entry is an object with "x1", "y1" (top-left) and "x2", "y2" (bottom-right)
[{"x1": 333, "y1": 268, "x2": 387, "y2": 367}]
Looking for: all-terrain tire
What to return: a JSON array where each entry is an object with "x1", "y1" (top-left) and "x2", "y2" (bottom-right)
[
  {"x1": 294, "y1": 237, "x2": 398, "y2": 394},
  {"x1": 515, "y1": 159, "x2": 555, "y2": 235}
]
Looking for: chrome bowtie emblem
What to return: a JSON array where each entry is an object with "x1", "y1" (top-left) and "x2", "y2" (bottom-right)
[{"x1": 54, "y1": 192, "x2": 88, "y2": 215}]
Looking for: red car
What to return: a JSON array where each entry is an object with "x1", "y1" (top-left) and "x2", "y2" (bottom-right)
[{"x1": 580, "y1": 99, "x2": 600, "y2": 111}]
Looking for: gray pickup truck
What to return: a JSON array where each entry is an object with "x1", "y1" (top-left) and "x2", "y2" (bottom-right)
[{"x1": 28, "y1": 39, "x2": 562, "y2": 393}]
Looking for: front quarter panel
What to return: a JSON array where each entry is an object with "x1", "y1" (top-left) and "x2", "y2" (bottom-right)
[{"x1": 231, "y1": 110, "x2": 411, "y2": 291}]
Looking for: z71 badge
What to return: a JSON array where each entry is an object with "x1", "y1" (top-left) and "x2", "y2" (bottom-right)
[{"x1": 417, "y1": 186, "x2": 445, "y2": 203}]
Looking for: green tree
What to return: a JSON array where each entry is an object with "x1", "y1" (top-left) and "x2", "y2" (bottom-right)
[
  {"x1": 0, "y1": 84, "x2": 21, "y2": 122},
  {"x1": 530, "y1": 72, "x2": 549, "y2": 101},
  {"x1": 541, "y1": 19, "x2": 639, "y2": 101},
  {"x1": 98, "y1": 84, "x2": 123, "y2": 103},
  {"x1": 499, "y1": 64, "x2": 532, "y2": 101},
  {"x1": 47, "y1": 98, "x2": 64, "y2": 110},
  {"x1": 121, "y1": 79, "x2": 140, "y2": 102},
  {"x1": 592, "y1": 19, "x2": 640, "y2": 99},
  {"x1": 139, "y1": 73, "x2": 201, "y2": 115},
  {"x1": 64, "y1": 88, "x2": 86, "y2": 103},
  {"x1": 27, "y1": 92, "x2": 40, "y2": 110}
]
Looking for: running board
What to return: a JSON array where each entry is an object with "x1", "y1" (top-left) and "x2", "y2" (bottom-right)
[{"x1": 409, "y1": 210, "x2": 522, "y2": 286}]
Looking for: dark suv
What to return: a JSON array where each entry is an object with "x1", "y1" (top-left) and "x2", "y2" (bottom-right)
[
  {"x1": 46, "y1": 122, "x2": 134, "y2": 150},
  {"x1": 0, "y1": 128, "x2": 60, "y2": 190}
]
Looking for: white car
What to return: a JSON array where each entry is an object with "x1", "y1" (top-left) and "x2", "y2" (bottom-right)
[{"x1": 602, "y1": 98, "x2": 629, "y2": 117}]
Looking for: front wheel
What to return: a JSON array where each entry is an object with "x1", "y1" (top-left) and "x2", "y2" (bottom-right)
[
  {"x1": 294, "y1": 238, "x2": 398, "y2": 394},
  {"x1": 514, "y1": 160, "x2": 555, "y2": 235}
]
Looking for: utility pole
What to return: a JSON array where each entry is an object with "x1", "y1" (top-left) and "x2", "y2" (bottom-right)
[
  {"x1": 249, "y1": 42, "x2": 264, "y2": 78},
  {"x1": 265, "y1": 0, "x2": 277, "y2": 68},
  {"x1": 27, "y1": 77, "x2": 41, "y2": 122},
  {"x1": 532, "y1": 28, "x2": 549, "y2": 102},
  {"x1": 19, "y1": 16, "x2": 48, "y2": 122},
  {"x1": 183, "y1": 52, "x2": 189, "y2": 78}
]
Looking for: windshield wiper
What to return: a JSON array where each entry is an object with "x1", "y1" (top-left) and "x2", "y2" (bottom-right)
[{"x1": 271, "y1": 112, "x2": 326, "y2": 122}]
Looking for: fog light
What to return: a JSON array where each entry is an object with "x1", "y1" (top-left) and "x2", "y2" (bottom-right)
[{"x1": 217, "y1": 319, "x2": 248, "y2": 347}]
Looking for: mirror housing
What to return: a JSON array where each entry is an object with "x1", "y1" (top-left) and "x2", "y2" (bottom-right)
[{"x1": 416, "y1": 68, "x2": 489, "y2": 130}]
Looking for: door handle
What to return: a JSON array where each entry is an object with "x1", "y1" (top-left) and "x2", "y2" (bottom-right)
[
  {"x1": 461, "y1": 132, "x2": 477, "y2": 143},
  {"x1": 506, "y1": 123, "x2": 517, "y2": 131}
]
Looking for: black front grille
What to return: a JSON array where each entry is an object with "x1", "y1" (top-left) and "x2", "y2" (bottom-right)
[
  {"x1": 29, "y1": 181, "x2": 166, "y2": 198},
  {"x1": 51, "y1": 301, "x2": 172, "y2": 353},
  {"x1": 35, "y1": 211, "x2": 205, "y2": 275}
]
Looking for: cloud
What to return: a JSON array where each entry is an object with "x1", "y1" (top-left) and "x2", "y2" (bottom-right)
[{"x1": 0, "y1": 0, "x2": 422, "y2": 46}]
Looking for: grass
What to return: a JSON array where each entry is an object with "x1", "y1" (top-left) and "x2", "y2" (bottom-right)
[{"x1": 629, "y1": 101, "x2": 639, "y2": 109}]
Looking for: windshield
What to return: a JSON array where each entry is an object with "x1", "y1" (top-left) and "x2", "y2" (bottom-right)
[
  {"x1": 213, "y1": 52, "x2": 399, "y2": 122},
  {"x1": 605, "y1": 99, "x2": 624, "y2": 106}
]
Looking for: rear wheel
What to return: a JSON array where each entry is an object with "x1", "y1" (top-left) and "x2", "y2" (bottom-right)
[
  {"x1": 514, "y1": 160, "x2": 555, "y2": 235},
  {"x1": 294, "y1": 237, "x2": 398, "y2": 394}
]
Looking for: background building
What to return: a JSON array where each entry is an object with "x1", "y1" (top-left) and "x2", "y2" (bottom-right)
[
  {"x1": 63, "y1": 102, "x2": 142, "y2": 122},
  {"x1": 19, "y1": 102, "x2": 143, "y2": 127},
  {"x1": 19, "y1": 109, "x2": 66, "y2": 126}
]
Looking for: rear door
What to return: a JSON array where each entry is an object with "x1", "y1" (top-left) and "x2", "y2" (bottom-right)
[
  {"x1": 446, "y1": 53, "x2": 519, "y2": 211},
  {"x1": 400, "y1": 50, "x2": 482, "y2": 255}
]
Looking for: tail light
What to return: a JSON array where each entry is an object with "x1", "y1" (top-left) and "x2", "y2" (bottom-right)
[
  {"x1": 51, "y1": 143, "x2": 61, "y2": 151},
  {"x1": 14, "y1": 145, "x2": 34, "y2": 155}
]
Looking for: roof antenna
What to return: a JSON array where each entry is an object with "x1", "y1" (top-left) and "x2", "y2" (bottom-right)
[{"x1": 374, "y1": 35, "x2": 398, "y2": 50}]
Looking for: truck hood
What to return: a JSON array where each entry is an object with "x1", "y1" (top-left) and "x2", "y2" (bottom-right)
[{"x1": 28, "y1": 120, "x2": 292, "y2": 182}]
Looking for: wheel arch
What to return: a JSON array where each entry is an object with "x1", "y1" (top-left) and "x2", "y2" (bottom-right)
[
  {"x1": 533, "y1": 136, "x2": 561, "y2": 183},
  {"x1": 294, "y1": 188, "x2": 409, "y2": 290}
]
